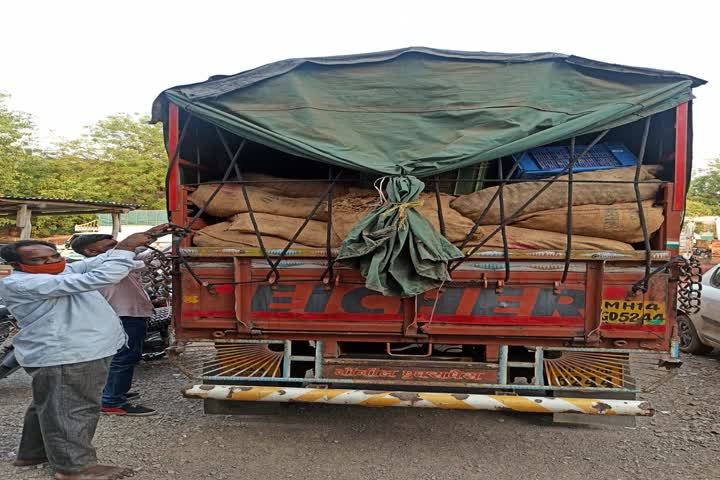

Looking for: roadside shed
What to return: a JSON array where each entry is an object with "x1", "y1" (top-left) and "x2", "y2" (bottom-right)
[{"x1": 0, "y1": 196, "x2": 139, "y2": 240}]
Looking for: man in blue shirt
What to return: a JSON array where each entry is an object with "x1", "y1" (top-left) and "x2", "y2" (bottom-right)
[{"x1": 0, "y1": 224, "x2": 170, "y2": 480}]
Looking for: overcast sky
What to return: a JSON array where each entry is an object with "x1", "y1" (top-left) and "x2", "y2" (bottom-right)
[{"x1": 2, "y1": 1, "x2": 717, "y2": 169}]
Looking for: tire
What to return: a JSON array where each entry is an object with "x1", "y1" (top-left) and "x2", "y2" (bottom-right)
[
  {"x1": 677, "y1": 313, "x2": 713, "y2": 355},
  {"x1": 0, "y1": 363, "x2": 21, "y2": 380},
  {"x1": 147, "y1": 307, "x2": 171, "y2": 332},
  {"x1": 0, "y1": 349, "x2": 20, "y2": 380}
]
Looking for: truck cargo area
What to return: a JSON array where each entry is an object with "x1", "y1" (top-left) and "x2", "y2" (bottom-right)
[{"x1": 152, "y1": 49, "x2": 705, "y2": 415}]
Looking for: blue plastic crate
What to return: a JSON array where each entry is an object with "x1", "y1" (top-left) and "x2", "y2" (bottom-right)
[{"x1": 512, "y1": 143, "x2": 637, "y2": 179}]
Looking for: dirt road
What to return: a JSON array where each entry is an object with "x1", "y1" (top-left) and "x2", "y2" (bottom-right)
[{"x1": 1, "y1": 353, "x2": 718, "y2": 480}]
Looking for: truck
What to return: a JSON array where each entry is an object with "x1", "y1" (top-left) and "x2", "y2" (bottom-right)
[{"x1": 151, "y1": 47, "x2": 706, "y2": 420}]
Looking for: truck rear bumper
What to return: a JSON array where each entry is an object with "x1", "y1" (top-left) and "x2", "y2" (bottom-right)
[{"x1": 183, "y1": 385, "x2": 654, "y2": 416}]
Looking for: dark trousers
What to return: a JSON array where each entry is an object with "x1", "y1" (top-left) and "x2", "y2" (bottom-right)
[
  {"x1": 101, "y1": 317, "x2": 146, "y2": 408},
  {"x1": 18, "y1": 357, "x2": 111, "y2": 474}
]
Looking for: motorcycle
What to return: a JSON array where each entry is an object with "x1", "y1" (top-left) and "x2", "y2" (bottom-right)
[{"x1": 0, "y1": 304, "x2": 21, "y2": 379}]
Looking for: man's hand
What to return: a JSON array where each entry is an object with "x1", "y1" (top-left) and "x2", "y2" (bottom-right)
[
  {"x1": 116, "y1": 224, "x2": 177, "y2": 252},
  {"x1": 116, "y1": 233, "x2": 156, "y2": 251},
  {"x1": 144, "y1": 223, "x2": 175, "y2": 238}
]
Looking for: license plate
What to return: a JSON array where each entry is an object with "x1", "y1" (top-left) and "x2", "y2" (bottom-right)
[{"x1": 600, "y1": 300, "x2": 665, "y2": 325}]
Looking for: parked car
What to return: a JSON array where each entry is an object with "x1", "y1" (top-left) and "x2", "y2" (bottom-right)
[{"x1": 678, "y1": 264, "x2": 720, "y2": 354}]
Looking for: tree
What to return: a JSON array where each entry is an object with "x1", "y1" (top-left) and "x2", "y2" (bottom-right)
[
  {"x1": 47, "y1": 114, "x2": 167, "y2": 209},
  {"x1": 684, "y1": 199, "x2": 719, "y2": 218},
  {"x1": 1, "y1": 108, "x2": 167, "y2": 237},
  {"x1": 0, "y1": 93, "x2": 34, "y2": 194},
  {"x1": 689, "y1": 158, "x2": 720, "y2": 207}
]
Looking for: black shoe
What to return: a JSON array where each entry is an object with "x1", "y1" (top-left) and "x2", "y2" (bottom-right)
[
  {"x1": 126, "y1": 391, "x2": 140, "y2": 400},
  {"x1": 102, "y1": 404, "x2": 157, "y2": 416}
]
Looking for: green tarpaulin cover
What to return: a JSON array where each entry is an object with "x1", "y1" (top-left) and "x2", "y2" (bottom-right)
[
  {"x1": 153, "y1": 47, "x2": 705, "y2": 296},
  {"x1": 153, "y1": 47, "x2": 704, "y2": 177}
]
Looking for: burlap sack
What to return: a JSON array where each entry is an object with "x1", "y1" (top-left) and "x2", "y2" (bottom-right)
[
  {"x1": 228, "y1": 212, "x2": 342, "y2": 248},
  {"x1": 243, "y1": 172, "x2": 359, "y2": 198},
  {"x1": 193, "y1": 221, "x2": 313, "y2": 249},
  {"x1": 331, "y1": 192, "x2": 477, "y2": 243},
  {"x1": 189, "y1": 184, "x2": 328, "y2": 220},
  {"x1": 331, "y1": 195, "x2": 378, "y2": 239},
  {"x1": 512, "y1": 201, "x2": 664, "y2": 242},
  {"x1": 451, "y1": 166, "x2": 662, "y2": 224},
  {"x1": 195, "y1": 215, "x2": 631, "y2": 251},
  {"x1": 416, "y1": 192, "x2": 477, "y2": 243},
  {"x1": 465, "y1": 225, "x2": 633, "y2": 251}
]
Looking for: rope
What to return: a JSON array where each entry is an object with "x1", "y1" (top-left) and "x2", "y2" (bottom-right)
[
  {"x1": 425, "y1": 277, "x2": 447, "y2": 328},
  {"x1": 381, "y1": 200, "x2": 424, "y2": 229},
  {"x1": 373, "y1": 176, "x2": 389, "y2": 204},
  {"x1": 374, "y1": 175, "x2": 424, "y2": 229}
]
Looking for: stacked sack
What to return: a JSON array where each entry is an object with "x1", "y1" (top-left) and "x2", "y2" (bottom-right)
[
  {"x1": 450, "y1": 166, "x2": 665, "y2": 249},
  {"x1": 192, "y1": 166, "x2": 664, "y2": 252}
]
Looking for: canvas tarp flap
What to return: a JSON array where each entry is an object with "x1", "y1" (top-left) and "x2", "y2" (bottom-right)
[
  {"x1": 336, "y1": 176, "x2": 464, "y2": 297},
  {"x1": 152, "y1": 47, "x2": 705, "y2": 177}
]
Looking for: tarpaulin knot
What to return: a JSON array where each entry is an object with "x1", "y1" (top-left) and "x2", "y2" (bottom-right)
[{"x1": 381, "y1": 199, "x2": 424, "y2": 229}]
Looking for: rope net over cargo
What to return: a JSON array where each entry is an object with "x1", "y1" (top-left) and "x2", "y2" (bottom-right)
[
  {"x1": 152, "y1": 48, "x2": 705, "y2": 301},
  {"x1": 160, "y1": 110, "x2": 699, "y2": 302}
]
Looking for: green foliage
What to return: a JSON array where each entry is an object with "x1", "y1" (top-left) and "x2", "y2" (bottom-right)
[
  {"x1": 1, "y1": 94, "x2": 167, "y2": 237},
  {"x1": 687, "y1": 158, "x2": 720, "y2": 220},
  {"x1": 45, "y1": 114, "x2": 167, "y2": 208},
  {"x1": 684, "y1": 199, "x2": 720, "y2": 218},
  {"x1": 0, "y1": 92, "x2": 34, "y2": 194},
  {"x1": 689, "y1": 158, "x2": 720, "y2": 206}
]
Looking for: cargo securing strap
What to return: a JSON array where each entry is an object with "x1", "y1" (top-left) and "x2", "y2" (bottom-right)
[{"x1": 166, "y1": 116, "x2": 677, "y2": 298}]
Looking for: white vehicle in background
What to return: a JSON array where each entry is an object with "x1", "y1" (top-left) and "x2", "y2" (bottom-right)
[{"x1": 677, "y1": 264, "x2": 720, "y2": 354}]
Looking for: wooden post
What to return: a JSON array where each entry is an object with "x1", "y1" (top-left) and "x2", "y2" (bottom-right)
[
  {"x1": 16, "y1": 205, "x2": 32, "y2": 240},
  {"x1": 111, "y1": 212, "x2": 121, "y2": 239}
]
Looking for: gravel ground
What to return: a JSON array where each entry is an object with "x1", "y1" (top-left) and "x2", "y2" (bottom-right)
[{"x1": 1, "y1": 353, "x2": 718, "y2": 480}]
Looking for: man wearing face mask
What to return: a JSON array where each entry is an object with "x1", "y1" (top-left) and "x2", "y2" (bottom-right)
[
  {"x1": 70, "y1": 234, "x2": 164, "y2": 416},
  {"x1": 0, "y1": 224, "x2": 172, "y2": 480}
]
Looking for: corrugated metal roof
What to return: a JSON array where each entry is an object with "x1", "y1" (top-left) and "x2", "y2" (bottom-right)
[
  {"x1": 0, "y1": 196, "x2": 140, "y2": 208},
  {"x1": 0, "y1": 196, "x2": 140, "y2": 216}
]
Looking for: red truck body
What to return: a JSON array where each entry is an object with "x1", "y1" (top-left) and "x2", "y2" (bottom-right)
[{"x1": 163, "y1": 100, "x2": 692, "y2": 417}]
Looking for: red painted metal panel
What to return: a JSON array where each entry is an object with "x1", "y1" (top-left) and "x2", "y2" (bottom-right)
[
  {"x1": 167, "y1": 103, "x2": 179, "y2": 215},
  {"x1": 673, "y1": 102, "x2": 688, "y2": 212},
  {"x1": 179, "y1": 263, "x2": 236, "y2": 334},
  {"x1": 234, "y1": 258, "x2": 253, "y2": 332},
  {"x1": 420, "y1": 324, "x2": 584, "y2": 338},
  {"x1": 415, "y1": 315, "x2": 583, "y2": 326},
  {"x1": 167, "y1": 102, "x2": 183, "y2": 335},
  {"x1": 182, "y1": 310, "x2": 236, "y2": 318},
  {"x1": 324, "y1": 358, "x2": 499, "y2": 385},
  {"x1": 175, "y1": 257, "x2": 674, "y2": 350},
  {"x1": 253, "y1": 312, "x2": 403, "y2": 321}
]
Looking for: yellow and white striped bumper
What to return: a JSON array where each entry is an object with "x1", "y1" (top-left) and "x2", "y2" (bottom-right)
[{"x1": 183, "y1": 385, "x2": 654, "y2": 416}]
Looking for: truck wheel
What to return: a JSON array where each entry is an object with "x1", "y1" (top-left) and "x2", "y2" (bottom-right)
[{"x1": 677, "y1": 314, "x2": 713, "y2": 355}]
